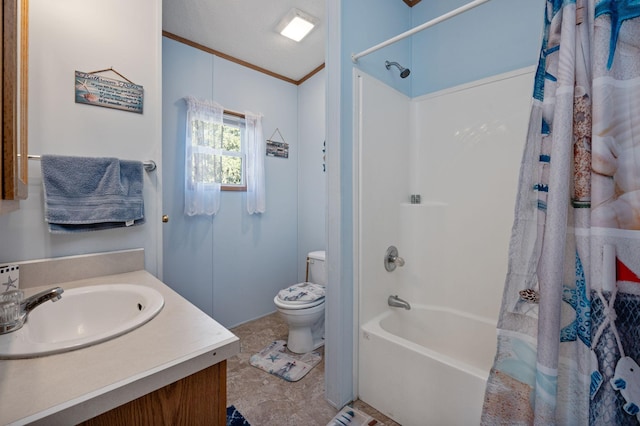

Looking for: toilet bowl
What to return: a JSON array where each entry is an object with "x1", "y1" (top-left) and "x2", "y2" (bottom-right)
[
  {"x1": 274, "y1": 251, "x2": 326, "y2": 354},
  {"x1": 274, "y1": 293, "x2": 324, "y2": 353}
]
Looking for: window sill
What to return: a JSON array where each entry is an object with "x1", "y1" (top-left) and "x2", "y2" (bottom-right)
[{"x1": 221, "y1": 185, "x2": 246, "y2": 192}]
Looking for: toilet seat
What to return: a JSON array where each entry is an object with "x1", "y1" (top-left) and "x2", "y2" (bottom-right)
[
  {"x1": 274, "y1": 295, "x2": 325, "y2": 310},
  {"x1": 275, "y1": 282, "x2": 325, "y2": 310}
]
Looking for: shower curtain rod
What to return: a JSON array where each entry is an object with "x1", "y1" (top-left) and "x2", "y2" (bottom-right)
[{"x1": 351, "y1": 0, "x2": 492, "y2": 63}]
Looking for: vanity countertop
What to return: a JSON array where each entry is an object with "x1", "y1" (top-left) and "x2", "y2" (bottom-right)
[{"x1": 0, "y1": 269, "x2": 240, "y2": 425}]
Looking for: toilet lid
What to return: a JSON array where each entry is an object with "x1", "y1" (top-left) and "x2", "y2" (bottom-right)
[{"x1": 277, "y1": 282, "x2": 325, "y2": 306}]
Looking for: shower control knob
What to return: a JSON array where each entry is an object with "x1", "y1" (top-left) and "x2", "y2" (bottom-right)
[{"x1": 384, "y1": 246, "x2": 405, "y2": 272}]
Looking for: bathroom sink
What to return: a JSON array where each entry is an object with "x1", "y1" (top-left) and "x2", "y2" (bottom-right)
[{"x1": 0, "y1": 284, "x2": 164, "y2": 359}]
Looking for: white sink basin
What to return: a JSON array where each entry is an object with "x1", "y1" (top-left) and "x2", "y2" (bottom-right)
[{"x1": 0, "y1": 284, "x2": 164, "y2": 359}]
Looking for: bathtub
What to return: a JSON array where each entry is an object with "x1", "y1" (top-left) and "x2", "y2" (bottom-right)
[{"x1": 358, "y1": 305, "x2": 497, "y2": 426}]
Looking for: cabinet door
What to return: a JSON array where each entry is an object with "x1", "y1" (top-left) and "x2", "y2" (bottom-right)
[{"x1": 2, "y1": 0, "x2": 28, "y2": 201}]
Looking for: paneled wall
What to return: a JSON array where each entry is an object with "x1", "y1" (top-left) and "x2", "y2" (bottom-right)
[
  {"x1": 162, "y1": 38, "x2": 325, "y2": 328},
  {"x1": 0, "y1": 0, "x2": 162, "y2": 275},
  {"x1": 297, "y1": 70, "x2": 327, "y2": 281}
]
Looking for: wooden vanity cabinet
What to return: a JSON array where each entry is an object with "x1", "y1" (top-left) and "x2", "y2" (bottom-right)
[
  {"x1": 79, "y1": 362, "x2": 227, "y2": 426},
  {"x1": 1, "y1": 0, "x2": 29, "y2": 213}
]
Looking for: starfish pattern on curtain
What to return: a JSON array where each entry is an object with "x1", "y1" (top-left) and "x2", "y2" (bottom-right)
[{"x1": 481, "y1": 0, "x2": 640, "y2": 424}]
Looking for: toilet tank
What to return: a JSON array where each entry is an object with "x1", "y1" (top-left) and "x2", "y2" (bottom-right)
[{"x1": 307, "y1": 251, "x2": 326, "y2": 286}]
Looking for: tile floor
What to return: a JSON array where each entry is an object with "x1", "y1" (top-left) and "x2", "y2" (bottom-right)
[{"x1": 227, "y1": 312, "x2": 400, "y2": 426}]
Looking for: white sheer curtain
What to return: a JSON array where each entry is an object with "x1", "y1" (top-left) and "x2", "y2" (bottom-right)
[
  {"x1": 184, "y1": 96, "x2": 223, "y2": 216},
  {"x1": 244, "y1": 111, "x2": 266, "y2": 214}
]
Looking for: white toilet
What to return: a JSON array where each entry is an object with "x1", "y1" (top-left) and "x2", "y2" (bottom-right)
[{"x1": 273, "y1": 250, "x2": 326, "y2": 354}]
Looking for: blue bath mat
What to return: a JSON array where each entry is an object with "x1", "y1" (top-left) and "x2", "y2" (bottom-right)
[{"x1": 227, "y1": 405, "x2": 250, "y2": 426}]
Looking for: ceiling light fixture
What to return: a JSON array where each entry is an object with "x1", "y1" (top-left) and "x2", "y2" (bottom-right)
[{"x1": 277, "y1": 8, "x2": 318, "y2": 42}]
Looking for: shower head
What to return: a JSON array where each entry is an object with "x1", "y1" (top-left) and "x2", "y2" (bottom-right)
[{"x1": 385, "y1": 61, "x2": 411, "y2": 78}]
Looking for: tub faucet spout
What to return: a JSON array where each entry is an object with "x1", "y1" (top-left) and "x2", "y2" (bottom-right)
[{"x1": 388, "y1": 295, "x2": 411, "y2": 310}]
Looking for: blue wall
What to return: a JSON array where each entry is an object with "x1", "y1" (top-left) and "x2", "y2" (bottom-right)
[
  {"x1": 163, "y1": 37, "x2": 300, "y2": 327},
  {"x1": 411, "y1": 0, "x2": 543, "y2": 96},
  {"x1": 346, "y1": 0, "x2": 413, "y2": 96},
  {"x1": 326, "y1": 0, "x2": 412, "y2": 406},
  {"x1": 297, "y1": 70, "x2": 327, "y2": 281},
  {"x1": 339, "y1": 0, "x2": 413, "y2": 291}
]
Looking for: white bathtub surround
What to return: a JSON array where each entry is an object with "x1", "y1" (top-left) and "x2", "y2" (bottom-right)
[
  {"x1": 0, "y1": 250, "x2": 239, "y2": 425},
  {"x1": 354, "y1": 68, "x2": 535, "y2": 424}
]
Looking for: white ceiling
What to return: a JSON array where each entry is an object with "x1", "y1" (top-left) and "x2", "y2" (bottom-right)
[{"x1": 162, "y1": 0, "x2": 326, "y2": 83}]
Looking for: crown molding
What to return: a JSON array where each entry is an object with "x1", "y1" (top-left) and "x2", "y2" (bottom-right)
[{"x1": 162, "y1": 31, "x2": 324, "y2": 86}]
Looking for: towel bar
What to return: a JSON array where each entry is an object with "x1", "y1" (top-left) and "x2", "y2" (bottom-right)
[{"x1": 27, "y1": 155, "x2": 156, "y2": 172}]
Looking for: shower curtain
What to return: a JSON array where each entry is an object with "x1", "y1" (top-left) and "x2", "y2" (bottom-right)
[{"x1": 482, "y1": 1, "x2": 640, "y2": 425}]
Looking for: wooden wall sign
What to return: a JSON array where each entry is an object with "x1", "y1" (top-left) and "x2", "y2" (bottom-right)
[
  {"x1": 266, "y1": 128, "x2": 288, "y2": 159},
  {"x1": 75, "y1": 70, "x2": 143, "y2": 114}
]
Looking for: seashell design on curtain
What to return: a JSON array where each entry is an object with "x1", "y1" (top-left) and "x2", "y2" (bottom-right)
[{"x1": 481, "y1": 0, "x2": 640, "y2": 424}]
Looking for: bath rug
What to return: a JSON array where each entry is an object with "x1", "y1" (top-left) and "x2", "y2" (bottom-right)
[
  {"x1": 327, "y1": 406, "x2": 385, "y2": 426},
  {"x1": 249, "y1": 340, "x2": 321, "y2": 382},
  {"x1": 227, "y1": 405, "x2": 251, "y2": 426}
]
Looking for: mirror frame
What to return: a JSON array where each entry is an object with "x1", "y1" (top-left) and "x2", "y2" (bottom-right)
[{"x1": 2, "y1": 0, "x2": 28, "y2": 201}]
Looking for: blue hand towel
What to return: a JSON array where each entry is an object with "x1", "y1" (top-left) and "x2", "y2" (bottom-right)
[{"x1": 41, "y1": 155, "x2": 145, "y2": 233}]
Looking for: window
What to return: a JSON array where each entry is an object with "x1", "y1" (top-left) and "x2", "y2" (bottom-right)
[
  {"x1": 190, "y1": 112, "x2": 247, "y2": 191},
  {"x1": 184, "y1": 96, "x2": 265, "y2": 216}
]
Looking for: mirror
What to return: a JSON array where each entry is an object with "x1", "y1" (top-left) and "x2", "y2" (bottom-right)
[{"x1": 2, "y1": 0, "x2": 29, "y2": 201}]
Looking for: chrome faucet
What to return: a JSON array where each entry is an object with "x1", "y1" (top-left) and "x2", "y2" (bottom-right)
[
  {"x1": 388, "y1": 295, "x2": 411, "y2": 310},
  {"x1": 0, "y1": 287, "x2": 64, "y2": 334},
  {"x1": 23, "y1": 287, "x2": 64, "y2": 314}
]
